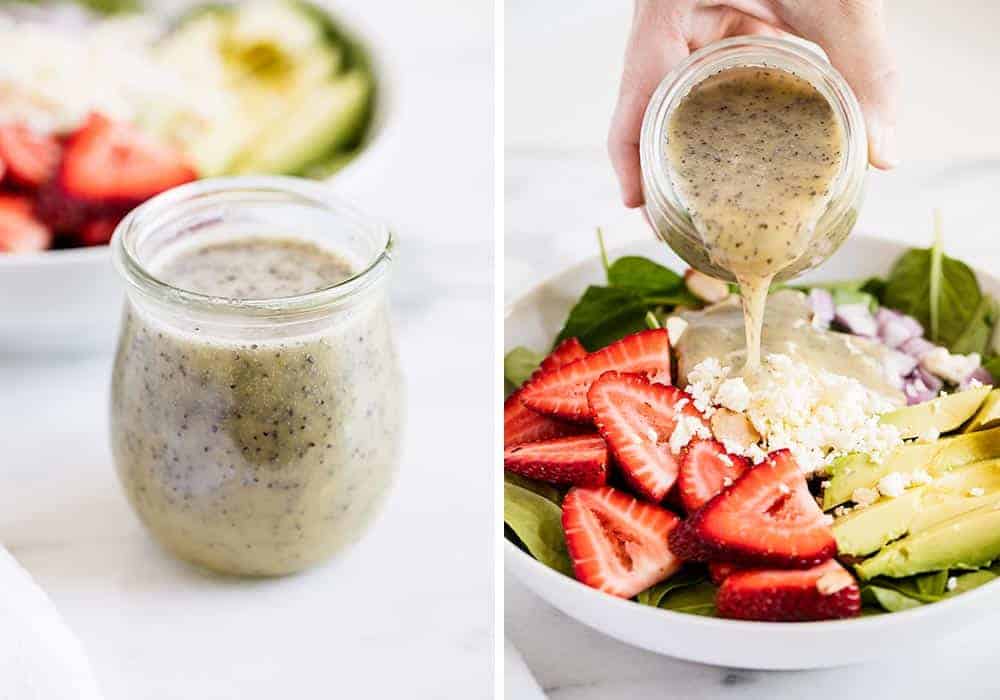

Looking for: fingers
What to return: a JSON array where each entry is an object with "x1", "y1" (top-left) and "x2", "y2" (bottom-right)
[
  {"x1": 778, "y1": 0, "x2": 899, "y2": 169},
  {"x1": 608, "y1": 2, "x2": 692, "y2": 208}
]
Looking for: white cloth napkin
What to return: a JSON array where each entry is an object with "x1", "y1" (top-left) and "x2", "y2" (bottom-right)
[
  {"x1": 0, "y1": 546, "x2": 103, "y2": 699},
  {"x1": 505, "y1": 637, "x2": 547, "y2": 700}
]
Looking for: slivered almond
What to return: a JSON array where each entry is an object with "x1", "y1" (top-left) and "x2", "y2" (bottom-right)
[
  {"x1": 684, "y1": 269, "x2": 730, "y2": 303},
  {"x1": 816, "y1": 567, "x2": 855, "y2": 595},
  {"x1": 710, "y1": 408, "x2": 760, "y2": 450}
]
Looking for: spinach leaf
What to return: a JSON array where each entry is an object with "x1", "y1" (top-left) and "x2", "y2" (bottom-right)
[
  {"x1": 656, "y1": 581, "x2": 718, "y2": 616},
  {"x1": 636, "y1": 566, "x2": 707, "y2": 607},
  {"x1": 504, "y1": 347, "x2": 545, "y2": 390},
  {"x1": 950, "y1": 295, "x2": 999, "y2": 356},
  {"x1": 864, "y1": 585, "x2": 924, "y2": 612},
  {"x1": 504, "y1": 472, "x2": 563, "y2": 504},
  {"x1": 555, "y1": 286, "x2": 652, "y2": 351},
  {"x1": 503, "y1": 481, "x2": 574, "y2": 576},
  {"x1": 882, "y1": 246, "x2": 983, "y2": 351},
  {"x1": 915, "y1": 570, "x2": 950, "y2": 597},
  {"x1": 607, "y1": 256, "x2": 684, "y2": 295}
]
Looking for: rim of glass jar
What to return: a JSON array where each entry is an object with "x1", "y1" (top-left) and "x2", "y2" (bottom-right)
[
  {"x1": 111, "y1": 176, "x2": 393, "y2": 319},
  {"x1": 639, "y1": 36, "x2": 867, "y2": 249}
]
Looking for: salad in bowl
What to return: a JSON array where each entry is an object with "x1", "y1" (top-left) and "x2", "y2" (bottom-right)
[
  {"x1": 504, "y1": 228, "x2": 1000, "y2": 623},
  {"x1": 0, "y1": 0, "x2": 376, "y2": 253}
]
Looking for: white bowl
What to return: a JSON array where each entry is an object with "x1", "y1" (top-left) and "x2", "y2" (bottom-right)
[
  {"x1": 0, "y1": 2, "x2": 397, "y2": 355},
  {"x1": 504, "y1": 233, "x2": 1000, "y2": 670}
]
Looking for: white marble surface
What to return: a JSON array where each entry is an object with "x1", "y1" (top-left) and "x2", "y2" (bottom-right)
[
  {"x1": 0, "y1": 0, "x2": 493, "y2": 697},
  {"x1": 505, "y1": 1, "x2": 1000, "y2": 697}
]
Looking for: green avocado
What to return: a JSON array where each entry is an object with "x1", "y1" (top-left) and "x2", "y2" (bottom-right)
[
  {"x1": 963, "y1": 389, "x2": 1000, "y2": 433},
  {"x1": 822, "y1": 424, "x2": 1000, "y2": 509},
  {"x1": 232, "y1": 69, "x2": 372, "y2": 176},
  {"x1": 833, "y1": 459, "x2": 1000, "y2": 556},
  {"x1": 880, "y1": 386, "x2": 990, "y2": 439},
  {"x1": 857, "y1": 503, "x2": 1000, "y2": 579}
]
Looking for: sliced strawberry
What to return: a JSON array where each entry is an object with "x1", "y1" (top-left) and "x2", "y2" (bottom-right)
[
  {"x1": 0, "y1": 124, "x2": 61, "y2": 188},
  {"x1": 562, "y1": 486, "x2": 682, "y2": 598},
  {"x1": 520, "y1": 329, "x2": 672, "y2": 422},
  {"x1": 77, "y1": 216, "x2": 121, "y2": 247},
  {"x1": 504, "y1": 389, "x2": 587, "y2": 448},
  {"x1": 708, "y1": 562, "x2": 743, "y2": 585},
  {"x1": 58, "y1": 113, "x2": 196, "y2": 204},
  {"x1": 677, "y1": 438, "x2": 750, "y2": 513},
  {"x1": 716, "y1": 560, "x2": 861, "y2": 622},
  {"x1": 588, "y1": 371, "x2": 706, "y2": 502},
  {"x1": 504, "y1": 434, "x2": 607, "y2": 487},
  {"x1": 0, "y1": 195, "x2": 52, "y2": 252},
  {"x1": 669, "y1": 450, "x2": 836, "y2": 568},
  {"x1": 538, "y1": 337, "x2": 587, "y2": 375}
]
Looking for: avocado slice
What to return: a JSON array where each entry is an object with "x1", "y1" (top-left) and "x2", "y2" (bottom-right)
[
  {"x1": 834, "y1": 459, "x2": 1000, "y2": 556},
  {"x1": 963, "y1": 389, "x2": 1000, "y2": 433},
  {"x1": 822, "y1": 424, "x2": 1000, "y2": 509},
  {"x1": 880, "y1": 386, "x2": 990, "y2": 439},
  {"x1": 232, "y1": 69, "x2": 372, "y2": 175},
  {"x1": 857, "y1": 503, "x2": 1000, "y2": 579}
]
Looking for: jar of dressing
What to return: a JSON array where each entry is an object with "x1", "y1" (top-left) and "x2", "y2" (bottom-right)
[
  {"x1": 110, "y1": 177, "x2": 404, "y2": 577},
  {"x1": 639, "y1": 36, "x2": 868, "y2": 285}
]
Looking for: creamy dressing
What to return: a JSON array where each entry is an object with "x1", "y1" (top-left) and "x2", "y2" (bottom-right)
[
  {"x1": 664, "y1": 67, "x2": 844, "y2": 372},
  {"x1": 675, "y1": 290, "x2": 905, "y2": 407},
  {"x1": 111, "y1": 237, "x2": 403, "y2": 576}
]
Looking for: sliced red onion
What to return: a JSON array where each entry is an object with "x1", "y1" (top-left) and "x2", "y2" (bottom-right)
[
  {"x1": 834, "y1": 303, "x2": 878, "y2": 336},
  {"x1": 960, "y1": 366, "x2": 995, "y2": 390},
  {"x1": 916, "y1": 366, "x2": 944, "y2": 394},
  {"x1": 809, "y1": 289, "x2": 835, "y2": 327},
  {"x1": 876, "y1": 309, "x2": 923, "y2": 348},
  {"x1": 884, "y1": 350, "x2": 919, "y2": 381},
  {"x1": 900, "y1": 336, "x2": 936, "y2": 359},
  {"x1": 903, "y1": 374, "x2": 938, "y2": 405}
]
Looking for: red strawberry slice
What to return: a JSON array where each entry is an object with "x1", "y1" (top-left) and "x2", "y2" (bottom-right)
[
  {"x1": 504, "y1": 391, "x2": 586, "y2": 447},
  {"x1": 58, "y1": 113, "x2": 196, "y2": 203},
  {"x1": 562, "y1": 486, "x2": 682, "y2": 598},
  {"x1": 716, "y1": 560, "x2": 861, "y2": 622},
  {"x1": 669, "y1": 450, "x2": 836, "y2": 568},
  {"x1": 677, "y1": 439, "x2": 750, "y2": 513},
  {"x1": 0, "y1": 195, "x2": 52, "y2": 252},
  {"x1": 520, "y1": 329, "x2": 672, "y2": 422},
  {"x1": 0, "y1": 124, "x2": 61, "y2": 188},
  {"x1": 538, "y1": 337, "x2": 587, "y2": 375},
  {"x1": 588, "y1": 371, "x2": 706, "y2": 502},
  {"x1": 77, "y1": 216, "x2": 121, "y2": 247},
  {"x1": 504, "y1": 434, "x2": 607, "y2": 487},
  {"x1": 708, "y1": 562, "x2": 743, "y2": 585}
]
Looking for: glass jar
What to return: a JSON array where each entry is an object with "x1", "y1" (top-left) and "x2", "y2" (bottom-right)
[
  {"x1": 110, "y1": 177, "x2": 404, "y2": 577},
  {"x1": 639, "y1": 36, "x2": 868, "y2": 283}
]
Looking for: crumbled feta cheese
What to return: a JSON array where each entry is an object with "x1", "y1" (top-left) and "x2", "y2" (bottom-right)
[
  {"x1": 969, "y1": 487, "x2": 986, "y2": 497},
  {"x1": 877, "y1": 472, "x2": 909, "y2": 498},
  {"x1": 920, "y1": 347, "x2": 981, "y2": 385},
  {"x1": 665, "y1": 316, "x2": 689, "y2": 346},
  {"x1": 669, "y1": 413, "x2": 710, "y2": 454},
  {"x1": 711, "y1": 409, "x2": 761, "y2": 452},
  {"x1": 916, "y1": 427, "x2": 941, "y2": 444},
  {"x1": 833, "y1": 505, "x2": 852, "y2": 518},
  {"x1": 946, "y1": 576, "x2": 958, "y2": 591},
  {"x1": 821, "y1": 480, "x2": 831, "y2": 489},
  {"x1": 852, "y1": 487, "x2": 879, "y2": 507},
  {"x1": 910, "y1": 469, "x2": 933, "y2": 485},
  {"x1": 716, "y1": 377, "x2": 751, "y2": 413},
  {"x1": 685, "y1": 354, "x2": 902, "y2": 475}
]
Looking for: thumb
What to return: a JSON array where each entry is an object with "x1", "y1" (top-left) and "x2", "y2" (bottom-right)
[
  {"x1": 779, "y1": 0, "x2": 899, "y2": 169},
  {"x1": 609, "y1": 2, "x2": 692, "y2": 207}
]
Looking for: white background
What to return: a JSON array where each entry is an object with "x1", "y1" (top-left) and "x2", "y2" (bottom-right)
[
  {"x1": 0, "y1": 0, "x2": 494, "y2": 698},
  {"x1": 506, "y1": 1, "x2": 1000, "y2": 697}
]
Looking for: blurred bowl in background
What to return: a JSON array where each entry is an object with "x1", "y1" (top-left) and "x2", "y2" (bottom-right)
[{"x1": 0, "y1": 1, "x2": 398, "y2": 355}]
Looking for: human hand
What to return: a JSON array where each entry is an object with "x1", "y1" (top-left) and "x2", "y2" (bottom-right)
[{"x1": 609, "y1": 0, "x2": 898, "y2": 207}]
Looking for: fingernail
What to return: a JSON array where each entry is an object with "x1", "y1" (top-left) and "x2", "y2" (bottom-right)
[{"x1": 868, "y1": 121, "x2": 899, "y2": 169}]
